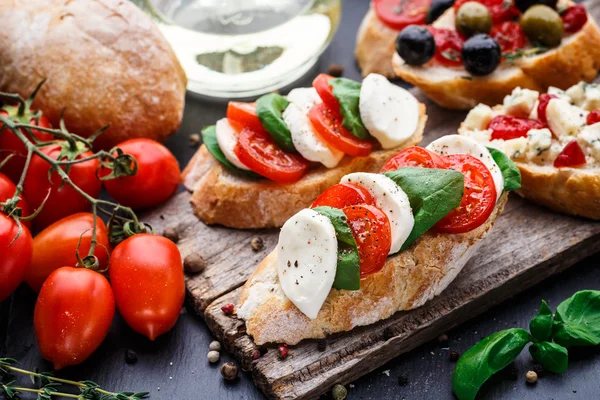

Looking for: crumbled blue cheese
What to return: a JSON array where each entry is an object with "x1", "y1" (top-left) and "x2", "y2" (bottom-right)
[
  {"x1": 463, "y1": 104, "x2": 494, "y2": 130},
  {"x1": 493, "y1": 137, "x2": 528, "y2": 160},
  {"x1": 462, "y1": 128, "x2": 492, "y2": 144},
  {"x1": 566, "y1": 82, "x2": 586, "y2": 105},
  {"x1": 582, "y1": 84, "x2": 600, "y2": 111},
  {"x1": 579, "y1": 122, "x2": 600, "y2": 161},
  {"x1": 503, "y1": 87, "x2": 539, "y2": 118},
  {"x1": 547, "y1": 86, "x2": 571, "y2": 103},
  {"x1": 546, "y1": 98, "x2": 587, "y2": 138},
  {"x1": 526, "y1": 128, "x2": 553, "y2": 161}
]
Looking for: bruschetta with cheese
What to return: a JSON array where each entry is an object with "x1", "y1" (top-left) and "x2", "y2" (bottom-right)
[
  {"x1": 459, "y1": 83, "x2": 600, "y2": 219},
  {"x1": 236, "y1": 136, "x2": 520, "y2": 345},
  {"x1": 391, "y1": 0, "x2": 600, "y2": 109},
  {"x1": 182, "y1": 73, "x2": 426, "y2": 229}
]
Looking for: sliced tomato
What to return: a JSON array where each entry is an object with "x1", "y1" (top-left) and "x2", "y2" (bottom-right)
[
  {"x1": 454, "y1": 0, "x2": 519, "y2": 24},
  {"x1": 428, "y1": 27, "x2": 464, "y2": 67},
  {"x1": 435, "y1": 154, "x2": 497, "y2": 234},
  {"x1": 537, "y1": 93, "x2": 557, "y2": 124},
  {"x1": 554, "y1": 141, "x2": 586, "y2": 168},
  {"x1": 380, "y1": 146, "x2": 448, "y2": 172},
  {"x1": 227, "y1": 102, "x2": 264, "y2": 134},
  {"x1": 490, "y1": 21, "x2": 526, "y2": 53},
  {"x1": 308, "y1": 103, "x2": 373, "y2": 157},
  {"x1": 489, "y1": 115, "x2": 545, "y2": 140},
  {"x1": 311, "y1": 183, "x2": 376, "y2": 209},
  {"x1": 373, "y1": 0, "x2": 431, "y2": 31},
  {"x1": 342, "y1": 204, "x2": 392, "y2": 277},
  {"x1": 312, "y1": 74, "x2": 341, "y2": 113},
  {"x1": 562, "y1": 5, "x2": 588, "y2": 33},
  {"x1": 234, "y1": 127, "x2": 309, "y2": 183},
  {"x1": 587, "y1": 110, "x2": 600, "y2": 125}
]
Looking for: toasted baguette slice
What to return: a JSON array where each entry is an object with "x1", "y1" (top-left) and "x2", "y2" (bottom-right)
[
  {"x1": 182, "y1": 104, "x2": 426, "y2": 229},
  {"x1": 392, "y1": 8, "x2": 600, "y2": 110},
  {"x1": 355, "y1": 7, "x2": 399, "y2": 78},
  {"x1": 237, "y1": 193, "x2": 508, "y2": 345}
]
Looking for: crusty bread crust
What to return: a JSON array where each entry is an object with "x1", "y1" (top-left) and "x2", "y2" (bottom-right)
[
  {"x1": 0, "y1": 0, "x2": 187, "y2": 149},
  {"x1": 236, "y1": 193, "x2": 508, "y2": 345},
  {"x1": 182, "y1": 104, "x2": 426, "y2": 229},
  {"x1": 392, "y1": 10, "x2": 600, "y2": 110},
  {"x1": 355, "y1": 7, "x2": 399, "y2": 78}
]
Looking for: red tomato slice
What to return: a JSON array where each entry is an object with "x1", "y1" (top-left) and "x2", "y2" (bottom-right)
[
  {"x1": 454, "y1": 0, "x2": 519, "y2": 24},
  {"x1": 428, "y1": 27, "x2": 464, "y2": 67},
  {"x1": 308, "y1": 103, "x2": 373, "y2": 157},
  {"x1": 342, "y1": 204, "x2": 392, "y2": 277},
  {"x1": 587, "y1": 110, "x2": 600, "y2": 125},
  {"x1": 435, "y1": 154, "x2": 497, "y2": 234},
  {"x1": 311, "y1": 183, "x2": 376, "y2": 209},
  {"x1": 537, "y1": 93, "x2": 557, "y2": 124},
  {"x1": 490, "y1": 21, "x2": 526, "y2": 53},
  {"x1": 380, "y1": 146, "x2": 448, "y2": 172},
  {"x1": 373, "y1": 0, "x2": 431, "y2": 31},
  {"x1": 562, "y1": 5, "x2": 588, "y2": 33},
  {"x1": 234, "y1": 127, "x2": 309, "y2": 183},
  {"x1": 312, "y1": 74, "x2": 341, "y2": 113},
  {"x1": 489, "y1": 115, "x2": 545, "y2": 140},
  {"x1": 554, "y1": 141, "x2": 587, "y2": 168},
  {"x1": 227, "y1": 102, "x2": 265, "y2": 134}
]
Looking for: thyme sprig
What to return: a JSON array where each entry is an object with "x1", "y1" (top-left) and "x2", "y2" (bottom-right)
[{"x1": 502, "y1": 47, "x2": 547, "y2": 62}]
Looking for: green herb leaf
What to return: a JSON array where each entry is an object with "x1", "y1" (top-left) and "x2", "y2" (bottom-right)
[
  {"x1": 384, "y1": 168, "x2": 464, "y2": 251},
  {"x1": 529, "y1": 341, "x2": 568, "y2": 373},
  {"x1": 313, "y1": 206, "x2": 360, "y2": 290},
  {"x1": 452, "y1": 328, "x2": 531, "y2": 400},
  {"x1": 552, "y1": 290, "x2": 600, "y2": 347},
  {"x1": 487, "y1": 147, "x2": 521, "y2": 192},
  {"x1": 201, "y1": 125, "x2": 262, "y2": 179},
  {"x1": 329, "y1": 78, "x2": 371, "y2": 140},
  {"x1": 530, "y1": 300, "x2": 553, "y2": 342},
  {"x1": 256, "y1": 93, "x2": 296, "y2": 153}
]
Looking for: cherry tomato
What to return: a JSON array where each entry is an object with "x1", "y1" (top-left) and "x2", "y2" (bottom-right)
[
  {"x1": 0, "y1": 111, "x2": 53, "y2": 183},
  {"x1": 308, "y1": 103, "x2": 373, "y2": 157},
  {"x1": 537, "y1": 93, "x2": 557, "y2": 124},
  {"x1": 311, "y1": 183, "x2": 376, "y2": 209},
  {"x1": 0, "y1": 172, "x2": 31, "y2": 228},
  {"x1": 436, "y1": 154, "x2": 497, "y2": 233},
  {"x1": 587, "y1": 110, "x2": 600, "y2": 125},
  {"x1": 0, "y1": 214, "x2": 32, "y2": 302},
  {"x1": 491, "y1": 21, "x2": 526, "y2": 53},
  {"x1": 489, "y1": 115, "x2": 545, "y2": 140},
  {"x1": 34, "y1": 267, "x2": 114, "y2": 370},
  {"x1": 234, "y1": 127, "x2": 310, "y2": 183},
  {"x1": 26, "y1": 213, "x2": 110, "y2": 292},
  {"x1": 373, "y1": 0, "x2": 431, "y2": 31},
  {"x1": 101, "y1": 139, "x2": 180, "y2": 210},
  {"x1": 454, "y1": 0, "x2": 519, "y2": 24},
  {"x1": 554, "y1": 141, "x2": 587, "y2": 168},
  {"x1": 428, "y1": 27, "x2": 465, "y2": 67},
  {"x1": 23, "y1": 145, "x2": 101, "y2": 229},
  {"x1": 562, "y1": 5, "x2": 587, "y2": 33},
  {"x1": 380, "y1": 146, "x2": 448, "y2": 172},
  {"x1": 312, "y1": 74, "x2": 341, "y2": 113},
  {"x1": 226, "y1": 102, "x2": 265, "y2": 134},
  {"x1": 110, "y1": 234, "x2": 184, "y2": 340},
  {"x1": 342, "y1": 204, "x2": 392, "y2": 277}
]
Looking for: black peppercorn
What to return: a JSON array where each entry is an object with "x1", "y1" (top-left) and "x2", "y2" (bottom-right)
[
  {"x1": 449, "y1": 350, "x2": 460, "y2": 361},
  {"x1": 125, "y1": 349, "x2": 138, "y2": 364},
  {"x1": 398, "y1": 374, "x2": 409, "y2": 386}
]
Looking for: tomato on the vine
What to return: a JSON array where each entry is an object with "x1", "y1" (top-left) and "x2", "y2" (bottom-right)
[
  {"x1": 101, "y1": 139, "x2": 180, "y2": 210},
  {"x1": 380, "y1": 146, "x2": 447, "y2": 172},
  {"x1": 34, "y1": 267, "x2": 114, "y2": 370},
  {"x1": 0, "y1": 214, "x2": 32, "y2": 302},
  {"x1": 0, "y1": 172, "x2": 31, "y2": 228},
  {"x1": 311, "y1": 183, "x2": 376, "y2": 209},
  {"x1": 109, "y1": 234, "x2": 185, "y2": 340}
]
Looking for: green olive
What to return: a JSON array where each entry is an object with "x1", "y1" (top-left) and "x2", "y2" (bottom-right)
[
  {"x1": 455, "y1": 1, "x2": 492, "y2": 37},
  {"x1": 521, "y1": 4, "x2": 564, "y2": 48}
]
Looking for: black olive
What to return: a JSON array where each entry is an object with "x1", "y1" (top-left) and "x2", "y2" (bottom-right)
[
  {"x1": 427, "y1": 0, "x2": 455, "y2": 24},
  {"x1": 514, "y1": 0, "x2": 558, "y2": 13},
  {"x1": 395, "y1": 25, "x2": 436, "y2": 66},
  {"x1": 461, "y1": 34, "x2": 501, "y2": 76}
]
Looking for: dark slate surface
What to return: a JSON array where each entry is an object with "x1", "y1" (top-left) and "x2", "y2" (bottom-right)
[{"x1": 1, "y1": 0, "x2": 600, "y2": 399}]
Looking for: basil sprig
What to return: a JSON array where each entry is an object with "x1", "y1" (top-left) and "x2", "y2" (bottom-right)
[
  {"x1": 453, "y1": 290, "x2": 600, "y2": 400},
  {"x1": 313, "y1": 206, "x2": 360, "y2": 291},
  {"x1": 487, "y1": 147, "x2": 521, "y2": 192},
  {"x1": 329, "y1": 78, "x2": 371, "y2": 140},
  {"x1": 384, "y1": 168, "x2": 464, "y2": 251},
  {"x1": 201, "y1": 126, "x2": 261, "y2": 179},
  {"x1": 256, "y1": 93, "x2": 296, "y2": 153}
]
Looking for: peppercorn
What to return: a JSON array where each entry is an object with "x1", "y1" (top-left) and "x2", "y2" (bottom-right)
[
  {"x1": 278, "y1": 344, "x2": 289, "y2": 359},
  {"x1": 189, "y1": 133, "x2": 200, "y2": 147},
  {"x1": 207, "y1": 350, "x2": 220, "y2": 363},
  {"x1": 397, "y1": 374, "x2": 409, "y2": 386},
  {"x1": 162, "y1": 227, "x2": 180, "y2": 244},
  {"x1": 317, "y1": 339, "x2": 327, "y2": 352},
  {"x1": 252, "y1": 349, "x2": 261, "y2": 360},
  {"x1": 184, "y1": 253, "x2": 206, "y2": 273},
  {"x1": 220, "y1": 362, "x2": 238, "y2": 380},
  {"x1": 251, "y1": 237, "x2": 264, "y2": 252},
  {"x1": 209, "y1": 341, "x2": 221, "y2": 352},
  {"x1": 526, "y1": 370, "x2": 538, "y2": 384},
  {"x1": 437, "y1": 333, "x2": 449, "y2": 345},
  {"x1": 125, "y1": 349, "x2": 138, "y2": 364},
  {"x1": 221, "y1": 303, "x2": 235, "y2": 315},
  {"x1": 449, "y1": 350, "x2": 460, "y2": 361},
  {"x1": 328, "y1": 64, "x2": 345, "y2": 77},
  {"x1": 331, "y1": 384, "x2": 347, "y2": 400}
]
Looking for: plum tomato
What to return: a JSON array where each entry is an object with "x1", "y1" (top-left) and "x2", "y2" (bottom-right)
[
  {"x1": 0, "y1": 172, "x2": 31, "y2": 228},
  {"x1": 311, "y1": 183, "x2": 376, "y2": 209},
  {"x1": 373, "y1": 0, "x2": 431, "y2": 31},
  {"x1": 554, "y1": 140, "x2": 586, "y2": 168},
  {"x1": 0, "y1": 214, "x2": 32, "y2": 302},
  {"x1": 489, "y1": 115, "x2": 545, "y2": 140},
  {"x1": 561, "y1": 5, "x2": 587, "y2": 33},
  {"x1": 380, "y1": 146, "x2": 448, "y2": 172}
]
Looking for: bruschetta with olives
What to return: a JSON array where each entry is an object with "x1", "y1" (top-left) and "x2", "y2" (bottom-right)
[
  {"x1": 237, "y1": 136, "x2": 521, "y2": 345},
  {"x1": 392, "y1": 0, "x2": 600, "y2": 109},
  {"x1": 459, "y1": 83, "x2": 600, "y2": 219},
  {"x1": 182, "y1": 73, "x2": 426, "y2": 229}
]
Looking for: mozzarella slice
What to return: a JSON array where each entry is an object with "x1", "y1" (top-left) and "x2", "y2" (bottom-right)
[
  {"x1": 276, "y1": 209, "x2": 338, "y2": 319},
  {"x1": 427, "y1": 135, "x2": 504, "y2": 200},
  {"x1": 215, "y1": 118, "x2": 250, "y2": 170},
  {"x1": 359, "y1": 73, "x2": 420, "y2": 149},
  {"x1": 341, "y1": 173, "x2": 414, "y2": 254},
  {"x1": 283, "y1": 89, "x2": 344, "y2": 168}
]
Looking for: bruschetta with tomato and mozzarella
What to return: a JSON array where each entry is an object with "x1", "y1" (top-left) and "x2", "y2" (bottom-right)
[
  {"x1": 459, "y1": 83, "x2": 600, "y2": 219},
  {"x1": 391, "y1": 0, "x2": 600, "y2": 109},
  {"x1": 182, "y1": 73, "x2": 426, "y2": 229},
  {"x1": 236, "y1": 136, "x2": 520, "y2": 345}
]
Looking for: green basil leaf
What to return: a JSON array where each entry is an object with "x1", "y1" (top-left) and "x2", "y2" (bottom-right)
[
  {"x1": 487, "y1": 147, "x2": 521, "y2": 192},
  {"x1": 329, "y1": 78, "x2": 371, "y2": 140},
  {"x1": 529, "y1": 341, "x2": 568, "y2": 373},
  {"x1": 201, "y1": 126, "x2": 262, "y2": 179},
  {"x1": 256, "y1": 93, "x2": 295, "y2": 153},
  {"x1": 552, "y1": 290, "x2": 600, "y2": 347},
  {"x1": 530, "y1": 300, "x2": 553, "y2": 342},
  {"x1": 384, "y1": 168, "x2": 464, "y2": 251},
  {"x1": 313, "y1": 206, "x2": 360, "y2": 291},
  {"x1": 452, "y1": 328, "x2": 531, "y2": 400}
]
